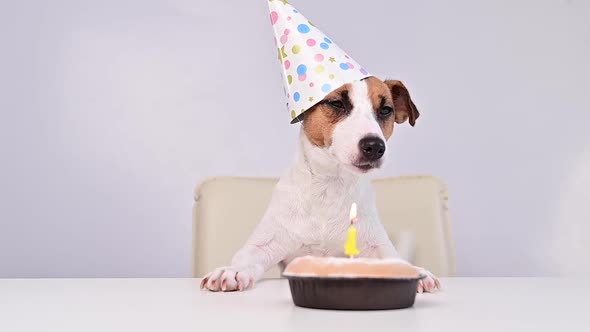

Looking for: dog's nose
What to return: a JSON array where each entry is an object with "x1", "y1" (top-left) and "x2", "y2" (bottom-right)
[{"x1": 359, "y1": 136, "x2": 386, "y2": 161}]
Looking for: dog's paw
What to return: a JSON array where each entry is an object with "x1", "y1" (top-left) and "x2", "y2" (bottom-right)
[
  {"x1": 416, "y1": 268, "x2": 441, "y2": 293},
  {"x1": 200, "y1": 266, "x2": 258, "y2": 292}
]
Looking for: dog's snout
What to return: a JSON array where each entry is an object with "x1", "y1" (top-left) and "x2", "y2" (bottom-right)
[{"x1": 359, "y1": 136, "x2": 385, "y2": 161}]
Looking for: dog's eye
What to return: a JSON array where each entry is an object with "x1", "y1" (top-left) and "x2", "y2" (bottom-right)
[
  {"x1": 379, "y1": 106, "x2": 394, "y2": 118},
  {"x1": 328, "y1": 100, "x2": 344, "y2": 109}
]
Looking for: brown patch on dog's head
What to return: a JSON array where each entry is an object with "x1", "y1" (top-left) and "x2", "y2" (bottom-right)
[
  {"x1": 361, "y1": 77, "x2": 421, "y2": 141},
  {"x1": 363, "y1": 77, "x2": 397, "y2": 140},
  {"x1": 302, "y1": 83, "x2": 353, "y2": 147},
  {"x1": 384, "y1": 79, "x2": 420, "y2": 127},
  {"x1": 301, "y1": 77, "x2": 420, "y2": 147}
]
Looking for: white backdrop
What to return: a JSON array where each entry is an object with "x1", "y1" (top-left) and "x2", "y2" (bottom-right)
[{"x1": 1, "y1": 0, "x2": 589, "y2": 277}]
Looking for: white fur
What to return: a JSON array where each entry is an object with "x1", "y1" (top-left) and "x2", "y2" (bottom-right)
[{"x1": 200, "y1": 80, "x2": 439, "y2": 293}]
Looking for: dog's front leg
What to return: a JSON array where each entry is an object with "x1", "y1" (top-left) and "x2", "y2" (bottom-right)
[
  {"x1": 369, "y1": 222, "x2": 441, "y2": 293},
  {"x1": 200, "y1": 219, "x2": 300, "y2": 292}
]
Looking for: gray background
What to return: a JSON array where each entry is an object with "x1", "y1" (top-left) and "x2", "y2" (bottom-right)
[{"x1": 1, "y1": 0, "x2": 589, "y2": 278}]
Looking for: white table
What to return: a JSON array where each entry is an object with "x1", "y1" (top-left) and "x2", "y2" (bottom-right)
[{"x1": 0, "y1": 278, "x2": 588, "y2": 331}]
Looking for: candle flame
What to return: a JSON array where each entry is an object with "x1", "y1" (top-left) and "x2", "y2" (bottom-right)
[{"x1": 349, "y1": 202, "x2": 357, "y2": 222}]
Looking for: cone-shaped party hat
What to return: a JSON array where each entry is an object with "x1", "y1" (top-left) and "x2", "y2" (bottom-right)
[{"x1": 267, "y1": 0, "x2": 371, "y2": 123}]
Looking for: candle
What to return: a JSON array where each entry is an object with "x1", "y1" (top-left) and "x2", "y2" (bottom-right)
[{"x1": 344, "y1": 202, "x2": 360, "y2": 258}]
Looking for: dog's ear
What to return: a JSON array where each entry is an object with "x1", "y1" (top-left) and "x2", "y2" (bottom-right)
[{"x1": 384, "y1": 80, "x2": 420, "y2": 127}]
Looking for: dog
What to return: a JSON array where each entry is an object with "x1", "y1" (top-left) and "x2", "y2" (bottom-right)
[{"x1": 200, "y1": 76, "x2": 440, "y2": 293}]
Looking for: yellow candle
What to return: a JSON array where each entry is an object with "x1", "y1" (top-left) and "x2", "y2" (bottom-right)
[
  {"x1": 344, "y1": 225, "x2": 360, "y2": 258},
  {"x1": 344, "y1": 203, "x2": 360, "y2": 258}
]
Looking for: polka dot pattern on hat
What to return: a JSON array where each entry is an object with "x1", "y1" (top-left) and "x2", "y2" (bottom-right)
[
  {"x1": 297, "y1": 24, "x2": 311, "y2": 33},
  {"x1": 267, "y1": 0, "x2": 371, "y2": 122}
]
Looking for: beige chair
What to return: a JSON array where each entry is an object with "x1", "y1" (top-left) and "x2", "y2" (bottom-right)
[{"x1": 193, "y1": 176, "x2": 456, "y2": 279}]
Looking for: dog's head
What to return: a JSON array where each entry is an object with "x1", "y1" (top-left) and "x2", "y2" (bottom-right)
[{"x1": 301, "y1": 76, "x2": 420, "y2": 174}]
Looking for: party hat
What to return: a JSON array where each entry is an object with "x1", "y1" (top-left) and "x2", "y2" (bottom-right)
[{"x1": 267, "y1": 0, "x2": 371, "y2": 123}]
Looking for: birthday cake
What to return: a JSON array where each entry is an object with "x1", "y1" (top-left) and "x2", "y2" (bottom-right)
[
  {"x1": 283, "y1": 256, "x2": 426, "y2": 310},
  {"x1": 284, "y1": 256, "x2": 421, "y2": 279}
]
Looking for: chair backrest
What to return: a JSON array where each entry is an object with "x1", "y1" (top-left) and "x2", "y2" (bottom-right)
[{"x1": 193, "y1": 176, "x2": 456, "y2": 278}]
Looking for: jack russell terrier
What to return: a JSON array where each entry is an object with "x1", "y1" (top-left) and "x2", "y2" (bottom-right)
[{"x1": 200, "y1": 76, "x2": 441, "y2": 293}]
